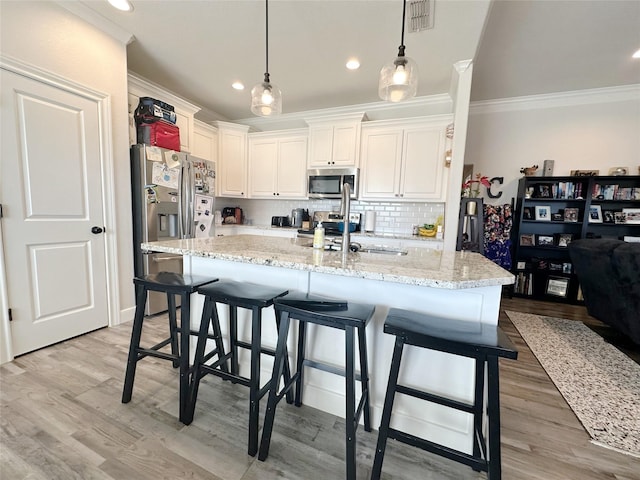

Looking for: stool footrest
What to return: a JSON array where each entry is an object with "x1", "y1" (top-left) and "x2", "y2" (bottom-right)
[
  {"x1": 387, "y1": 427, "x2": 487, "y2": 472},
  {"x1": 395, "y1": 384, "x2": 476, "y2": 414},
  {"x1": 303, "y1": 359, "x2": 364, "y2": 382},
  {"x1": 198, "y1": 364, "x2": 273, "y2": 402},
  {"x1": 136, "y1": 346, "x2": 178, "y2": 363},
  {"x1": 235, "y1": 339, "x2": 278, "y2": 358}
]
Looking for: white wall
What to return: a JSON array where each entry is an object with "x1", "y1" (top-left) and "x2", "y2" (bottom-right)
[
  {"x1": 0, "y1": 2, "x2": 135, "y2": 318},
  {"x1": 465, "y1": 86, "x2": 640, "y2": 205}
]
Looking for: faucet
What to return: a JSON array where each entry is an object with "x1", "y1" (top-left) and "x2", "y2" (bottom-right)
[{"x1": 340, "y1": 182, "x2": 351, "y2": 259}]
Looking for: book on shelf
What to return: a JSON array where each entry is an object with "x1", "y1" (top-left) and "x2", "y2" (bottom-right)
[{"x1": 592, "y1": 183, "x2": 639, "y2": 200}]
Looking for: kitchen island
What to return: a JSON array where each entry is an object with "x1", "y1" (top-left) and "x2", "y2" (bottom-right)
[{"x1": 142, "y1": 235, "x2": 514, "y2": 454}]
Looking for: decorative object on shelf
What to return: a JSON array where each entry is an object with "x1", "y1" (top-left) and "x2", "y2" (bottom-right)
[
  {"x1": 379, "y1": 0, "x2": 418, "y2": 102},
  {"x1": 520, "y1": 234, "x2": 535, "y2": 246},
  {"x1": 608, "y1": 166, "x2": 629, "y2": 176},
  {"x1": 615, "y1": 212, "x2": 627, "y2": 224},
  {"x1": 546, "y1": 276, "x2": 569, "y2": 297},
  {"x1": 556, "y1": 233, "x2": 574, "y2": 248},
  {"x1": 542, "y1": 159, "x2": 555, "y2": 176},
  {"x1": 588, "y1": 205, "x2": 603, "y2": 223},
  {"x1": 623, "y1": 208, "x2": 640, "y2": 224},
  {"x1": 563, "y1": 207, "x2": 579, "y2": 222},
  {"x1": 570, "y1": 169, "x2": 599, "y2": 176},
  {"x1": 461, "y1": 173, "x2": 490, "y2": 198},
  {"x1": 536, "y1": 234, "x2": 554, "y2": 246},
  {"x1": 251, "y1": 0, "x2": 282, "y2": 117},
  {"x1": 534, "y1": 205, "x2": 551, "y2": 221},
  {"x1": 520, "y1": 165, "x2": 538, "y2": 176}
]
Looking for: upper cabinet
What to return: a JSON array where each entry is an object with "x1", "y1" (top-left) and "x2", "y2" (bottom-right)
[
  {"x1": 217, "y1": 122, "x2": 249, "y2": 198},
  {"x1": 306, "y1": 113, "x2": 366, "y2": 167},
  {"x1": 248, "y1": 130, "x2": 308, "y2": 199},
  {"x1": 360, "y1": 118, "x2": 449, "y2": 201},
  {"x1": 128, "y1": 73, "x2": 200, "y2": 153},
  {"x1": 192, "y1": 120, "x2": 218, "y2": 162}
]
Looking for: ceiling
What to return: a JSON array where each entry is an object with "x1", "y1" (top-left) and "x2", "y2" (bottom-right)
[{"x1": 76, "y1": 0, "x2": 640, "y2": 122}]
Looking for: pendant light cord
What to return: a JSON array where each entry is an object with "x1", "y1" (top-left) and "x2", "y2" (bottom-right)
[
  {"x1": 400, "y1": 0, "x2": 406, "y2": 48},
  {"x1": 264, "y1": 0, "x2": 270, "y2": 82}
]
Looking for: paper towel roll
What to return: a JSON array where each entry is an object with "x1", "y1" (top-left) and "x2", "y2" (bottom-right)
[{"x1": 364, "y1": 211, "x2": 376, "y2": 232}]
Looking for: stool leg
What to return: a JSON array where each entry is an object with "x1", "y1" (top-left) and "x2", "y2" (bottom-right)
[
  {"x1": 178, "y1": 292, "x2": 191, "y2": 423},
  {"x1": 472, "y1": 357, "x2": 485, "y2": 470},
  {"x1": 210, "y1": 301, "x2": 228, "y2": 374},
  {"x1": 258, "y1": 311, "x2": 292, "y2": 462},
  {"x1": 357, "y1": 325, "x2": 372, "y2": 432},
  {"x1": 122, "y1": 285, "x2": 147, "y2": 403},
  {"x1": 229, "y1": 305, "x2": 239, "y2": 376},
  {"x1": 294, "y1": 320, "x2": 307, "y2": 407},
  {"x1": 275, "y1": 314, "x2": 294, "y2": 405},
  {"x1": 345, "y1": 325, "x2": 356, "y2": 480},
  {"x1": 371, "y1": 336, "x2": 405, "y2": 480},
  {"x1": 167, "y1": 293, "x2": 180, "y2": 368},
  {"x1": 248, "y1": 306, "x2": 262, "y2": 456},
  {"x1": 487, "y1": 355, "x2": 502, "y2": 480},
  {"x1": 184, "y1": 297, "x2": 215, "y2": 425}
]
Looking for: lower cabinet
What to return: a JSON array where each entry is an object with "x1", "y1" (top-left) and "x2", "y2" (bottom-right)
[
  {"x1": 248, "y1": 131, "x2": 307, "y2": 199},
  {"x1": 360, "y1": 119, "x2": 449, "y2": 201}
]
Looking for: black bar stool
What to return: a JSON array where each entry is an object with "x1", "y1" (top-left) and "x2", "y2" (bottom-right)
[
  {"x1": 371, "y1": 308, "x2": 518, "y2": 480},
  {"x1": 122, "y1": 272, "x2": 218, "y2": 423},
  {"x1": 258, "y1": 291, "x2": 375, "y2": 480},
  {"x1": 183, "y1": 280, "x2": 290, "y2": 457}
]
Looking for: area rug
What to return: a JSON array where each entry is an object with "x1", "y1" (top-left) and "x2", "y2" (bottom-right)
[{"x1": 506, "y1": 311, "x2": 640, "y2": 457}]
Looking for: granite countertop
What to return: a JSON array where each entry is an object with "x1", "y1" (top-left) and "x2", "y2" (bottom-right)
[{"x1": 142, "y1": 235, "x2": 514, "y2": 289}]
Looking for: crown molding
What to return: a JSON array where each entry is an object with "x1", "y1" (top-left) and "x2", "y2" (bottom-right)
[
  {"x1": 55, "y1": 1, "x2": 134, "y2": 45},
  {"x1": 469, "y1": 84, "x2": 640, "y2": 115}
]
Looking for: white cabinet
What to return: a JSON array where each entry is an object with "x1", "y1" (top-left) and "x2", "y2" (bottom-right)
[
  {"x1": 192, "y1": 120, "x2": 217, "y2": 162},
  {"x1": 248, "y1": 130, "x2": 307, "y2": 199},
  {"x1": 306, "y1": 113, "x2": 365, "y2": 167},
  {"x1": 128, "y1": 73, "x2": 200, "y2": 153},
  {"x1": 360, "y1": 118, "x2": 449, "y2": 201},
  {"x1": 217, "y1": 122, "x2": 249, "y2": 198}
]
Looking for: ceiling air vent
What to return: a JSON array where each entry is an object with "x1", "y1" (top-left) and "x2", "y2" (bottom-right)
[{"x1": 407, "y1": 0, "x2": 434, "y2": 33}]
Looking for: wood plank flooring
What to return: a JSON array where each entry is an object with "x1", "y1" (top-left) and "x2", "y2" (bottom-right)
[{"x1": 1, "y1": 297, "x2": 639, "y2": 479}]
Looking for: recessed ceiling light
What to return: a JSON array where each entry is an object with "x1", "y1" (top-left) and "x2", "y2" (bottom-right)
[
  {"x1": 346, "y1": 59, "x2": 360, "y2": 70},
  {"x1": 232, "y1": 82, "x2": 245, "y2": 90},
  {"x1": 633, "y1": 48, "x2": 640, "y2": 59},
  {"x1": 108, "y1": 0, "x2": 133, "y2": 12}
]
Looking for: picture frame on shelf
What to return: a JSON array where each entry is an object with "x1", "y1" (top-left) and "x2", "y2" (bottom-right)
[
  {"x1": 520, "y1": 234, "x2": 535, "y2": 246},
  {"x1": 535, "y1": 184, "x2": 552, "y2": 198},
  {"x1": 562, "y1": 263, "x2": 573, "y2": 274},
  {"x1": 614, "y1": 212, "x2": 627, "y2": 224},
  {"x1": 516, "y1": 261, "x2": 526, "y2": 270},
  {"x1": 563, "y1": 207, "x2": 579, "y2": 222},
  {"x1": 523, "y1": 207, "x2": 534, "y2": 220},
  {"x1": 603, "y1": 210, "x2": 615, "y2": 223},
  {"x1": 552, "y1": 212, "x2": 563, "y2": 221},
  {"x1": 622, "y1": 208, "x2": 640, "y2": 224},
  {"x1": 556, "y1": 233, "x2": 574, "y2": 248},
  {"x1": 546, "y1": 276, "x2": 569, "y2": 297},
  {"x1": 535, "y1": 205, "x2": 551, "y2": 221},
  {"x1": 536, "y1": 234, "x2": 554, "y2": 246},
  {"x1": 588, "y1": 205, "x2": 603, "y2": 223}
]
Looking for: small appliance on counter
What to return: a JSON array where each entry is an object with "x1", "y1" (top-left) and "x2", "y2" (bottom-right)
[
  {"x1": 271, "y1": 216, "x2": 290, "y2": 227},
  {"x1": 222, "y1": 207, "x2": 243, "y2": 224},
  {"x1": 291, "y1": 208, "x2": 304, "y2": 228}
]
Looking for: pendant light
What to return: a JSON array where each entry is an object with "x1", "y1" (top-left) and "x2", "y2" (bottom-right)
[
  {"x1": 378, "y1": 0, "x2": 418, "y2": 102},
  {"x1": 251, "y1": 0, "x2": 282, "y2": 116}
]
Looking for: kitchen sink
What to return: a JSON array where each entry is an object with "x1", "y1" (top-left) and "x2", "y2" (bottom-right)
[
  {"x1": 296, "y1": 238, "x2": 407, "y2": 256},
  {"x1": 358, "y1": 247, "x2": 408, "y2": 256}
]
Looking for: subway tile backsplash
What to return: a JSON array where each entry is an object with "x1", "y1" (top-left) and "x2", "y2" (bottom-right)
[{"x1": 217, "y1": 197, "x2": 445, "y2": 236}]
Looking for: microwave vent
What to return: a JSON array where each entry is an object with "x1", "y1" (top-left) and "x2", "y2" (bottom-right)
[{"x1": 407, "y1": 0, "x2": 434, "y2": 33}]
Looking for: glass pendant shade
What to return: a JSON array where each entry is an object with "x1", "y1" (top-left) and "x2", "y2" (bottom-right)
[
  {"x1": 379, "y1": 53, "x2": 418, "y2": 102},
  {"x1": 251, "y1": 75, "x2": 282, "y2": 116}
]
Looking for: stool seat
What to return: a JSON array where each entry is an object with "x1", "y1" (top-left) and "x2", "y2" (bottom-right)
[
  {"x1": 371, "y1": 308, "x2": 518, "y2": 480},
  {"x1": 384, "y1": 308, "x2": 518, "y2": 359},
  {"x1": 122, "y1": 271, "x2": 218, "y2": 424},
  {"x1": 186, "y1": 279, "x2": 290, "y2": 457},
  {"x1": 259, "y1": 292, "x2": 375, "y2": 480}
]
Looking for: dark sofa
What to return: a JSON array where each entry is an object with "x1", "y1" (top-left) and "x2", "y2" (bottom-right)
[{"x1": 569, "y1": 238, "x2": 640, "y2": 345}]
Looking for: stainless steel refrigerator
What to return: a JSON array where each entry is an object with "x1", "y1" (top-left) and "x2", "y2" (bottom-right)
[{"x1": 131, "y1": 144, "x2": 216, "y2": 315}]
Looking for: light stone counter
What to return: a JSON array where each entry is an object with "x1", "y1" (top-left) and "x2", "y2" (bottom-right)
[{"x1": 141, "y1": 235, "x2": 513, "y2": 290}]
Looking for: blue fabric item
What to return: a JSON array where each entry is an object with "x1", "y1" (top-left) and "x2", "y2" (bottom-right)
[
  {"x1": 485, "y1": 239, "x2": 512, "y2": 270},
  {"x1": 483, "y1": 204, "x2": 513, "y2": 269}
]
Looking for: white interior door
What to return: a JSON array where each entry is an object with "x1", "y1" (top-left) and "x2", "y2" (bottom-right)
[{"x1": 1, "y1": 68, "x2": 109, "y2": 356}]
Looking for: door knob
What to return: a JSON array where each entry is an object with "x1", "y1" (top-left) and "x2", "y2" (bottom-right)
[{"x1": 91, "y1": 226, "x2": 104, "y2": 234}]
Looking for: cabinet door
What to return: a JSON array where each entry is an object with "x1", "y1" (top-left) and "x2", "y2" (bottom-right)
[
  {"x1": 277, "y1": 136, "x2": 307, "y2": 198},
  {"x1": 308, "y1": 125, "x2": 333, "y2": 166},
  {"x1": 360, "y1": 128, "x2": 403, "y2": 199},
  {"x1": 332, "y1": 124, "x2": 358, "y2": 166},
  {"x1": 175, "y1": 110, "x2": 191, "y2": 152},
  {"x1": 401, "y1": 127, "x2": 446, "y2": 200},
  {"x1": 248, "y1": 139, "x2": 278, "y2": 198},
  {"x1": 219, "y1": 129, "x2": 247, "y2": 197},
  {"x1": 193, "y1": 121, "x2": 217, "y2": 161}
]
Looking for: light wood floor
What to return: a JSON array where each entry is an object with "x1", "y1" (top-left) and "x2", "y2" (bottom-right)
[{"x1": 1, "y1": 297, "x2": 639, "y2": 480}]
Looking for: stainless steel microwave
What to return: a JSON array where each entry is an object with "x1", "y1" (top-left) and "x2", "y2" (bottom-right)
[{"x1": 307, "y1": 167, "x2": 359, "y2": 199}]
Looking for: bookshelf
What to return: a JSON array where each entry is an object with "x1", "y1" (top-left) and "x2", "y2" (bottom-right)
[{"x1": 511, "y1": 175, "x2": 640, "y2": 304}]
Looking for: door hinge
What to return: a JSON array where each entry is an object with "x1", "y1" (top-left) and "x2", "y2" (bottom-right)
[
  {"x1": 8, "y1": 308, "x2": 12, "y2": 322},
  {"x1": 0, "y1": 204, "x2": 3, "y2": 218}
]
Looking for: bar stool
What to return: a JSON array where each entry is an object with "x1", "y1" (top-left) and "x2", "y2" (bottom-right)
[
  {"x1": 122, "y1": 272, "x2": 218, "y2": 423},
  {"x1": 258, "y1": 291, "x2": 375, "y2": 480},
  {"x1": 371, "y1": 308, "x2": 518, "y2": 480},
  {"x1": 183, "y1": 280, "x2": 290, "y2": 457}
]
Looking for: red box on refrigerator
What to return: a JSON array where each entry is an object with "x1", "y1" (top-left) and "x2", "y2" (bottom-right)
[{"x1": 137, "y1": 120, "x2": 180, "y2": 151}]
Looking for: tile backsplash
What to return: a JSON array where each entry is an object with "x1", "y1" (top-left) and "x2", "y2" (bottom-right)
[{"x1": 217, "y1": 197, "x2": 445, "y2": 236}]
